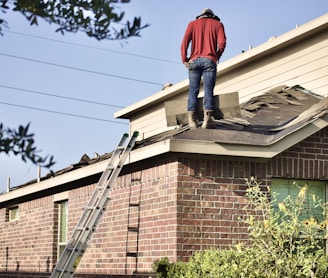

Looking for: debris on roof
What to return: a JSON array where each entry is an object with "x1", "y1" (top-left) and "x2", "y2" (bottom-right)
[
  {"x1": 214, "y1": 85, "x2": 323, "y2": 131},
  {"x1": 138, "y1": 85, "x2": 327, "y2": 147},
  {"x1": 9, "y1": 85, "x2": 327, "y2": 189},
  {"x1": 12, "y1": 152, "x2": 113, "y2": 189}
]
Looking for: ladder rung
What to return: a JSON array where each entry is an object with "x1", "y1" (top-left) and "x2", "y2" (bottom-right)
[
  {"x1": 129, "y1": 203, "x2": 140, "y2": 207},
  {"x1": 126, "y1": 252, "x2": 138, "y2": 257},
  {"x1": 66, "y1": 246, "x2": 74, "y2": 251},
  {"x1": 85, "y1": 206, "x2": 95, "y2": 210},
  {"x1": 128, "y1": 227, "x2": 139, "y2": 232},
  {"x1": 55, "y1": 268, "x2": 73, "y2": 273},
  {"x1": 76, "y1": 226, "x2": 89, "y2": 231},
  {"x1": 97, "y1": 185, "x2": 111, "y2": 190},
  {"x1": 66, "y1": 247, "x2": 85, "y2": 253},
  {"x1": 86, "y1": 205, "x2": 101, "y2": 210}
]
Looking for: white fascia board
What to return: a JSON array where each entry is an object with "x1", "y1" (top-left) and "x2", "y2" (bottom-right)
[
  {"x1": 0, "y1": 140, "x2": 171, "y2": 203},
  {"x1": 128, "y1": 139, "x2": 171, "y2": 163},
  {"x1": 169, "y1": 116, "x2": 328, "y2": 158},
  {"x1": 0, "y1": 159, "x2": 109, "y2": 203},
  {"x1": 169, "y1": 139, "x2": 276, "y2": 158}
]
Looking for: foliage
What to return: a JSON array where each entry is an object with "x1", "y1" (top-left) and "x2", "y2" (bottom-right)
[
  {"x1": 0, "y1": 0, "x2": 149, "y2": 40},
  {"x1": 154, "y1": 180, "x2": 328, "y2": 277},
  {"x1": 242, "y1": 180, "x2": 328, "y2": 277},
  {"x1": 0, "y1": 122, "x2": 55, "y2": 169},
  {"x1": 152, "y1": 257, "x2": 171, "y2": 278}
]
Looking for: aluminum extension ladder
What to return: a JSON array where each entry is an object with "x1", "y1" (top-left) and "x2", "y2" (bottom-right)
[{"x1": 50, "y1": 131, "x2": 139, "y2": 278}]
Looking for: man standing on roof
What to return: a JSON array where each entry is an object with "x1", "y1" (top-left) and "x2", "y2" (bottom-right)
[{"x1": 181, "y1": 8, "x2": 226, "y2": 129}]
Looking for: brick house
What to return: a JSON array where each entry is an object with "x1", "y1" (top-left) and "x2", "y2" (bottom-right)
[{"x1": 1, "y1": 14, "x2": 328, "y2": 278}]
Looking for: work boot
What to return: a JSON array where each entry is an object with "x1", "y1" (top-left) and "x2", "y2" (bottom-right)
[
  {"x1": 188, "y1": 111, "x2": 197, "y2": 129},
  {"x1": 202, "y1": 110, "x2": 215, "y2": 129}
]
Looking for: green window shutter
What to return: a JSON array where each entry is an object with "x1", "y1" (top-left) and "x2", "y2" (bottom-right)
[
  {"x1": 59, "y1": 200, "x2": 68, "y2": 242},
  {"x1": 271, "y1": 178, "x2": 326, "y2": 222}
]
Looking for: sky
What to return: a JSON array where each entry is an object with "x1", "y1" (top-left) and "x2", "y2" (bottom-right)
[{"x1": 0, "y1": 1, "x2": 328, "y2": 193}]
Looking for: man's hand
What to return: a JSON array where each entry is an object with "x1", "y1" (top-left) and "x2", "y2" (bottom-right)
[
  {"x1": 216, "y1": 49, "x2": 222, "y2": 60},
  {"x1": 184, "y1": 62, "x2": 190, "y2": 68}
]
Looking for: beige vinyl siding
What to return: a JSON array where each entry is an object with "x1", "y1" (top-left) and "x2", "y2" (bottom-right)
[
  {"x1": 130, "y1": 105, "x2": 174, "y2": 140},
  {"x1": 123, "y1": 15, "x2": 328, "y2": 140},
  {"x1": 215, "y1": 31, "x2": 328, "y2": 103},
  {"x1": 130, "y1": 93, "x2": 189, "y2": 140}
]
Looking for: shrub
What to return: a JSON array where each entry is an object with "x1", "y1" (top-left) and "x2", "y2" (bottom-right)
[
  {"x1": 153, "y1": 180, "x2": 328, "y2": 277},
  {"x1": 243, "y1": 180, "x2": 328, "y2": 277}
]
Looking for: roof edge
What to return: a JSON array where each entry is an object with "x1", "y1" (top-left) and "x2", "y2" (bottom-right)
[
  {"x1": 2, "y1": 114, "x2": 328, "y2": 204},
  {"x1": 170, "y1": 114, "x2": 328, "y2": 158},
  {"x1": 0, "y1": 159, "x2": 109, "y2": 204}
]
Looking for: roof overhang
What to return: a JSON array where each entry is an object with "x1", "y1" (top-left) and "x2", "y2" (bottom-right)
[
  {"x1": 0, "y1": 159, "x2": 108, "y2": 207},
  {"x1": 1, "y1": 113, "x2": 328, "y2": 205},
  {"x1": 134, "y1": 113, "x2": 328, "y2": 159}
]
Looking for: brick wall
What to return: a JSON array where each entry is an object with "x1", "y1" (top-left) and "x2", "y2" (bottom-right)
[
  {"x1": 270, "y1": 128, "x2": 328, "y2": 180},
  {"x1": 176, "y1": 157, "x2": 253, "y2": 261},
  {"x1": 1, "y1": 127, "x2": 328, "y2": 277},
  {"x1": 0, "y1": 196, "x2": 55, "y2": 274},
  {"x1": 175, "y1": 127, "x2": 328, "y2": 261},
  {"x1": 74, "y1": 159, "x2": 178, "y2": 276}
]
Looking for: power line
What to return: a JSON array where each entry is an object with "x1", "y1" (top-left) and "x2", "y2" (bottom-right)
[
  {"x1": 0, "y1": 84, "x2": 124, "y2": 108},
  {"x1": 0, "y1": 101, "x2": 128, "y2": 125},
  {"x1": 4, "y1": 30, "x2": 180, "y2": 65},
  {"x1": 0, "y1": 52, "x2": 164, "y2": 86}
]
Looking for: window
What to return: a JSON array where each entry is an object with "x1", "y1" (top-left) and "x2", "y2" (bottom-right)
[
  {"x1": 6, "y1": 206, "x2": 19, "y2": 221},
  {"x1": 271, "y1": 178, "x2": 326, "y2": 222},
  {"x1": 57, "y1": 200, "x2": 68, "y2": 257},
  {"x1": 271, "y1": 178, "x2": 327, "y2": 252}
]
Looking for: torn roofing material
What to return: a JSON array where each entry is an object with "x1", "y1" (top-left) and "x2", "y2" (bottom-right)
[
  {"x1": 138, "y1": 85, "x2": 326, "y2": 147},
  {"x1": 11, "y1": 85, "x2": 327, "y2": 188}
]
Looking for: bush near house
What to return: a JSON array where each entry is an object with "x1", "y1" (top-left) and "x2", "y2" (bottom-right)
[{"x1": 153, "y1": 180, "x2": 328, "y2": 277}]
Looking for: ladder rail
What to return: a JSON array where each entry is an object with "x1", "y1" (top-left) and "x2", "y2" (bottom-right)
[
  {"x1": 63, "y1": 133, "x2": 129, "y2": 244},
  {"x1": 50, "y1": 132, "x2": 138, "y2": 278}
]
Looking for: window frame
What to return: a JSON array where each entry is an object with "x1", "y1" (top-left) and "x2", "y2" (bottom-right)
[
  {"x1": 6, "y1": 206, "x2": 19, "y2": 222},
  {"x1": 271, "y1": 178, "x2": 327, "y2": 252},
  {"x1": 56, "y1": 200, "x2": 68, "y2": 258}
]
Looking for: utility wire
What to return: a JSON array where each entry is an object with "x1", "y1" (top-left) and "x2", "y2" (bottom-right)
[
  {"x1": 0, "y1": 52, "x2": 164, "y2": 86},
  {"x1": 0, "y1": 84, "x2": 124, "y2": 108},
  {"x1": 0, "y1": 101, "x2": 128, "y2": 125},
  {"x1": 4, "y1": 30, "x2": 180, "y2": 65}
]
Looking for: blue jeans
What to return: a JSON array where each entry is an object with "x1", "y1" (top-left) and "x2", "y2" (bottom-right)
[{"x1": 187, "y1": 58, "x2": 217, "y2": 111}]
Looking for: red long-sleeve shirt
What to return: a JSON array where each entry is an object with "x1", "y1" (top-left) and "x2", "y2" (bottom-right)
[{"x1": 180, "y1": 17, "x2": 226, "y2": 63}]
